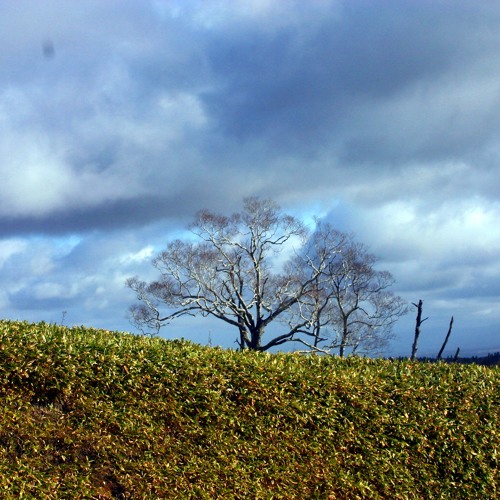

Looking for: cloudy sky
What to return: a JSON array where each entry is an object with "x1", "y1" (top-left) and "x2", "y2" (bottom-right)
[{"x1": 1, "y1": 0, "x2": 499, "y2": 357}]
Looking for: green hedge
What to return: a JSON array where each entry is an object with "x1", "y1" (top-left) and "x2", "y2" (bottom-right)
[{"x1": 0, "y1": 320, "x2": 498, "y2": 498}]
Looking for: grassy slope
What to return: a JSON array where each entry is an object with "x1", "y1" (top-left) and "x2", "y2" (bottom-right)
[{"x1": 0, "y1": 321, "x2": 498, "y2": 499}]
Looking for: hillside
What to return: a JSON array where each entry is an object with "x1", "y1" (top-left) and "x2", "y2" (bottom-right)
[{"x1": 0, "y1": 320, "x2": 498, "y2": 499}]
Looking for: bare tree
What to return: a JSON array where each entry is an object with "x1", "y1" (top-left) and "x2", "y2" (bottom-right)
[
  {"x1": 127, "y1": 199, "x2": 408, "y2": 353},
  {"x1": 128, "y1": 198, "x2": 334, "y2": 350},
  {"x1": 437, "y1": 316, "x2": 454, "y2": 361},
  {"x1": 286, "y1": 223, "x2": 409, "y2": 356},
  {"x1": 410, "y1": 300, "x2": 428, "y2": 360}
]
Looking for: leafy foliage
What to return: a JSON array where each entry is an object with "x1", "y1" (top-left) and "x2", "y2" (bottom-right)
[{"x1": 0, "y1": 320, "x2": 498, "y2": 498}]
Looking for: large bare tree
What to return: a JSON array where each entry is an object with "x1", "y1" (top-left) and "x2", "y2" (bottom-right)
[
  {"x1": 127, "y1": 199, "x2": 408, "y2": 353},
  {"x1": 128, "y1": 198, "x2": 332, "y2": 350}
]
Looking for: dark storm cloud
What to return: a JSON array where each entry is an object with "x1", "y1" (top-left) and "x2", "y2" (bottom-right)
[
  {"x1": 2, "y1": 0, "x2": 500, "y2": 234},
  {"x1": 0, "y1": 195, "x2": 193, "y2": 237},
  {"x1": 200, "y1": 1, "x2": 500, "y2": 163}
]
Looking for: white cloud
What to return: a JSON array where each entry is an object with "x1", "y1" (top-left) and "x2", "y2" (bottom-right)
[
  {"x1": 0, "y1": 240, "x2": 27, "y2": 267},
  {"x1": 337, "y1": 196, "x2": 500, "y2": 273},
  {"x1": 119, "y1": 246, "x2": 155, "y2": 266},
  {"x1": 33, "y1": 282, "x2": 77, "y2": 301},
  {"x1": 157, "y1": 92, "x2": 208, "y2": 129},
  {"x1": 170, "y1": 0, "x2": 337, "y2": 29}
]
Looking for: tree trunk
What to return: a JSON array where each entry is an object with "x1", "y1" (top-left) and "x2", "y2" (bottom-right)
[
  {"x1": 339, "y1": 321, "x2": 349, "y2": 357},
  {"x1": 313, "y1": 318, "x2": 321, "y2": 348},
  {"x1": 237, "y1": 318, "x2": 249, "y2": 351},
  {"x1": 339, "y1": 343, "x2": 345, "y2": 358},
  {"x1": 410, "y1": 300, "x2": 428, "y2": 361},
  {"x1": 248, "y1": 325, "x2": 265, "y2": 351},
  {"x1": 437, "y1": 316, "x2": 454, "y2": 361}
]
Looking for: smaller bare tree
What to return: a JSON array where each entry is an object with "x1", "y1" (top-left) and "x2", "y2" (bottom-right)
[
  {"x1": 437, "y1": 316, "x2": 454, "y2": 361},
  {"x1": 283, "y1": 223, "x2": 409, "y2": 356},
  {"x1": 410, "y1": 300, "x2": 428, "y2": 361}
]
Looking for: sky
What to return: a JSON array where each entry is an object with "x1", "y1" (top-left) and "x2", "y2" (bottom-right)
[{"x1": 0, "y1": 0, "x2": 499, "y2": 358}]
